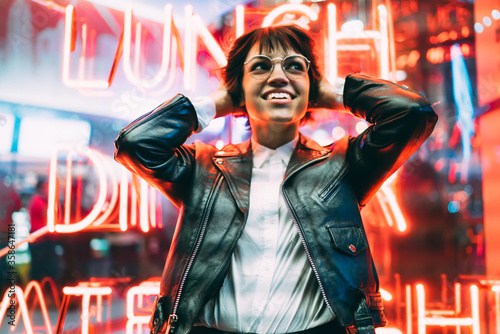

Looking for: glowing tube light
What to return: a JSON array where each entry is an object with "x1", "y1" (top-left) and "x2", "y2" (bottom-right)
[
  {"x1": 64, "y1": 153, "x2": 74, "y2": 225},
  {"x1": 184, "y1": 5, "x2": 195, "y2": 91},
  {"x1": 134, "y1": 22, "x2": 142, "y2": 76},
  {"x1": 261, "y1": 4, "x2": 318, "y2": 27},
  {"x1": 378, "y1": 5, "x2": 389, "y2": 80},
  {"x1": 193, "y1": 15, "x2": 228, "y2": 67},
  {"x1": 381, "y1": 185, "x2": 407, "y2": 232},
  {"x1": 62, "y1": 286, "x2": 112, "y2": 334},
  {"x1": 150, "y1": 187, "x2": 157, "y2": 228},
  {"x1": 236, "y1": 5, "x2": 245, "y2": 38},
  {"x1": 406, "y1": 285, "x2": 412, "y2": 334},
  {"x1": 326, "y1": 3, "x2": 337, "y2": 83},
  {"x1": 13, "y1": 281, "x2": 53, "y2": 334},
  {"x1": 62, "y1": 5, "x2": 110, "y2": 89},
  {"x1": 416, "y1": 284, "x2": 480, "y2": 334},
  {"x1": 48, "y1": 145, "x2": 108, "y2": 233},
  {"x1": 493, "y1": 287, "x2": 500, "y2": 334},
  {"x1": 123, "y1": 5, "x2": 174, "y2": 89},
  {"x1": 120, "y1": 168, "x2": 129, "y2": 231},
  {"x1": 380, "y1": 288, "x2": 393, "y2": 301},
  {"x1": 0, "y1": 286, "x2": 34, "y2": 334},
  {"x1": 89, "y1": 152, "x2": 119, "y2": 227},
  {"x1": 31, "y1": 0, "x2": 66, "y2": 13},
  {"x1": 140, "y1": 179, "x2": 150, "y2": 232},
  {"x1": 126, "y1": 284, "x2": 160, "y2": 334}
]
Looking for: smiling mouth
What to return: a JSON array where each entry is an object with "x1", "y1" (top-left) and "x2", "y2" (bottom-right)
[{"x1": 264, "y1": 92, "x2": 294, "y2": 100}]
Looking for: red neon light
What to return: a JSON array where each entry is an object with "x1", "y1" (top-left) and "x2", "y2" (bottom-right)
[
  {"x1": 0, "y1": 286, "x2": 35, "y2": 334},
  {"x1": 12, "y1": 281, "x2": 54, "y2": 334},
  {"x1": 48, "y1": 145, "x2": 108, "y2": 233},
  {"x1": 184, "y1": 5, "x2": 195, "y2": 91},
  {"x1": 416, "y1": 283, "x2": 480, "y2": 334},
  {"x1": 261, "y1": 4, "x2": 318, "y2": 28},
  {"x1": 62, "y1": 5, "x2": 110, "y2": 89},
  {"x1": 123, "y1": 5, "x2": 176, "y2": 90},
  {"x1": 62, "y1": 286, "x2": 112, "y2": 334},
  {"x1": 326, "y1": 3, "x2": 337, "y2": 83},
  {"x1": 236, "y1": 5, "x2": 245, "y2": 38},
  {"x1": 126, "y1": 282, "x2": 160, "y2": 334}
]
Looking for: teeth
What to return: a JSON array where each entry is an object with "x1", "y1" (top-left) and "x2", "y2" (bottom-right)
[{"x1": 266, "y1": 92, "x2": 291, "y2": 100}]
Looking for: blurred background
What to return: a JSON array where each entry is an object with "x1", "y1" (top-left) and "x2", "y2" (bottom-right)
[{"x1": 1, "y1": 0, "x2": 500, "y2": 333}]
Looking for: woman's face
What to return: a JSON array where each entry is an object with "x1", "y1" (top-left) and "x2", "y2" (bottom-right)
[{"x1": 240, "y1": 44, "x2": 310, "y2": 128}]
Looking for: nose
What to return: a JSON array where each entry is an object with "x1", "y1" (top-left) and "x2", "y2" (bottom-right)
[{"x1": 267, "y1": 62, "x2": 289, "y2": 85}]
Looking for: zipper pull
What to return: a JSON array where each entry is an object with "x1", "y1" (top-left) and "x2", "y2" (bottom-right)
[{"x1": 167, "y1": 314, "x2": 178, "y2": 334}]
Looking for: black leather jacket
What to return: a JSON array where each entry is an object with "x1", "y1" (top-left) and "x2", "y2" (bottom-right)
[{"x1": 114, "y1": 74, "x2": 438, "y2": 334}]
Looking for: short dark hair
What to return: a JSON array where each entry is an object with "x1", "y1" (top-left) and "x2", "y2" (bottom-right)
[{"x1": 223, "y1": 25, "x2": 322, "y2": 119}]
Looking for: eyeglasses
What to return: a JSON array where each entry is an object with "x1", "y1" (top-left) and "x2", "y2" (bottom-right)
[{"x1": 244, "y1": 54, "x2": 311, "y2": 80}]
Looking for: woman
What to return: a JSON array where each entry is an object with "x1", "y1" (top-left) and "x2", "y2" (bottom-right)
[{"x1": 114, "y1": 25, "x2": 437, "y2": 334}]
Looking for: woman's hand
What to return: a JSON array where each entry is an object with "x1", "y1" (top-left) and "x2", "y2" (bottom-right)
[
  {"x1": 210, "y1": 85, "x2": 238, "y2": 118},
  {"x1": 314, "y1": 77, "x2": 345, "y2": 111}
]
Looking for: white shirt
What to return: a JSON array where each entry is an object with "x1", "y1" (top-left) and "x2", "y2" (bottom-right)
[{"x1": 191, "y1": 97, "x2": 334, "y2": 333}]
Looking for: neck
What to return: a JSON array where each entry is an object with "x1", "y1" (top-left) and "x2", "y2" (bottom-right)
[{"x1": 251, "y1": 121, "x2": 299, "y2": 149}]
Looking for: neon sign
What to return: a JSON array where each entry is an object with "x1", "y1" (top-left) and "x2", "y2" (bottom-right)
[{"x1": 34, "y1": 0, "x2": 397, "y2": 92}]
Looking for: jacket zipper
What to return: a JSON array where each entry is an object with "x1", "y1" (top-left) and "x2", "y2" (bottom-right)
[
  {"x1": 318, "y1": 163, "x2": 350, "y2": 201},
  {"x1": 166, "y1": 173, "x2": 224, "y2": 334},
  {"x1": 281, "y1": 155, "x2": 336, "y2": 317}
]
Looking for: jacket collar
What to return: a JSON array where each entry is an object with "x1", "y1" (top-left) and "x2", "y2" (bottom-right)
[{"x1": 212, "y1": 134, "x2": 330, "y2": 213}]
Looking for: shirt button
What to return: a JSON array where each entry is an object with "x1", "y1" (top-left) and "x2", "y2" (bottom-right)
[{"x1": 349, "y1": 244, "x2": 356, "y2": 253}]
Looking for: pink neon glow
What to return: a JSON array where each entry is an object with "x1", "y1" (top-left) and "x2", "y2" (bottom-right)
[
  {"x1": 123, "y1": 5, "x2": 175, "y2": 89},
  {"x1": 380, "y1": 186, "x2": 407, "y2": 232},
  {"x1": 134, "y1": 22, "x2": 142, "y2": 77},
  {"x1": 406, "y1": 285, "x2": 412, "y2": 334},
  {"x1": 62, "y1": 5, "x2": 110, "y2": 89},
  {"x1": 150, "y1": 187, "x2": 157, "y2": 228},
  {"x1": 261, "y1": 4, "x2": 318, "y2": 27},
  {"x1": 0, "y1": 286, "x2": 34, "y2": 334},
  {"x1": 13, "y1": 282, "x2": 53, "y2": 334},
  {"x1": 48, "y1": 145, "x2": 108, "y2": 233},
  {"x1": 88, "y1": 152, "x2": 119, "y2": 227},
  {"x1": 131, "y1": 178, "x2": 138, "y2": 227},
  {"x1": 236, "y1": 5, "x2": 245, "y2": 38},
  {"x1": 63, "y1": 286, "x2": 112, "y2": 334},
  {"x1": 184, "y1": 5, "x2": 195, "y2": 91},
  {"x1": 377, "y1": 5, "x2": 389, "y2": 79},
  {"x1": 193, "y1": 15, "x2": 228, "y2": 67},
  {"x1": 31, "y1": 0, "x2": 66, "y2": 13},
  {"x1": 379, "y1": 288, "x2": 393, "y2": 301},
  {"x1": 416, "y1": 283, "x2": 480, "y2": 334},
  {"x1": 0, "y1": 226, "x2": 49, "y2": 257},
  {"x1": 120, "y1": 168, "x2": 129, "y2": 231},
  {"x1": 64, "y1": 153, "x2": 73, "y2": 225},
  {"x1": 455, "y1": 283, "x2": 461, "y2": 313},
  {"x1": 327, "y1": 4, "x2": 337, "y2": 83},
  {"x1": 140, "y1": 179, "x2": 150, "y2": 232},
  {"x1": 126, "y1": 284, "x2": 160, "y2": 334},
  {"x1": 494, "y1": 288, "x2": 500, "y2": 334},
  {"x1": 79, "y1": 24, "x2": 88, "y2": 81},
  {"x1": 375, "y1": 328, "x2": 403, "y2": 334}
]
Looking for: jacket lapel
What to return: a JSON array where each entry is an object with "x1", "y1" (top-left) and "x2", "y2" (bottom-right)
[
  {"x1": 213, "y1": 141, "x2": 253, "y2": 214},
  {"x1": 285, "y1": 133, "x2": 331, "y2": 179}
]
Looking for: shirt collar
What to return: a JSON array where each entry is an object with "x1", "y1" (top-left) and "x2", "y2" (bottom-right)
[{"x1": 251, "y1": 136, "x2": 298, "y2": 169}]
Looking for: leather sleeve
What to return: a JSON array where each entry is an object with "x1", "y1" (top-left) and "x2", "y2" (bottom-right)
[
  {"x1": 114, "y1": 94, "x2": 199, "y2": 207},
  {"x1": 343, "y1": 74, "x2": 438, "y2": 206}
]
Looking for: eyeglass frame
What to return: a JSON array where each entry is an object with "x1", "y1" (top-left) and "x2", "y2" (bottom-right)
[{"x1": 243, "y1": 54, "x2": 311, "y2": 80}]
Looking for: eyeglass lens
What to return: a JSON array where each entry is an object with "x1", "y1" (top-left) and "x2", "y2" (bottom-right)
[{"x1": 246, "y1": 55, "x2": 309, "y2": 79}]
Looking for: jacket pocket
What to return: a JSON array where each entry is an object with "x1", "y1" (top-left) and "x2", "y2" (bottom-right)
[{"x1": 327, "y1": 225, "x2": 368, "y2": 256}]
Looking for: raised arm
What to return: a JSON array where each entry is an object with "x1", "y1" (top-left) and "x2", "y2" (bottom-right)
[
  {"x1": 114, "y1": 95, "x2": 200, "y2": 206},
  {"x1": 342, "y1": 73, "x2": 438, "y2": 206}
]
